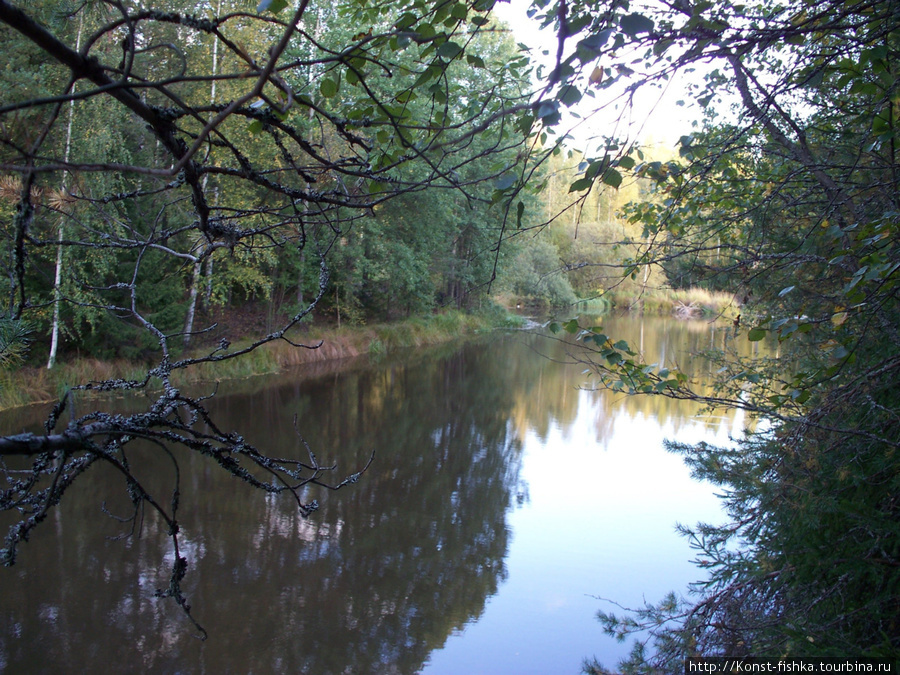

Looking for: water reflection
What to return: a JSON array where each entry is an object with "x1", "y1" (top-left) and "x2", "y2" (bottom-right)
[
  {"x1": 422, "y1": 316, "x2": 746, "y2": 674},
  {"x1": 0, "y1": 316, "x2": 747, "y2": 673}
]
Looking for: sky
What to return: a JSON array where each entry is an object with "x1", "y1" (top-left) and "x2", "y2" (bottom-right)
[{"x1": 490, "y1": 1, "x2": 701, "y2": 152}]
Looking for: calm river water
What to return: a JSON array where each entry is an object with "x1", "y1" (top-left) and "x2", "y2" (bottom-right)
[{"x1": 0, "y1": 316, "x2": 745, "y2": 674}]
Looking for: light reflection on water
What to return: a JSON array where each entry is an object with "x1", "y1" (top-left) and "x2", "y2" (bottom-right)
[
  {"x1": 422, "y1": 324, "x2": 742, "y2": 673},
  {"x1": 0, "y1": 315, "x2": 748, "y2": 674}
]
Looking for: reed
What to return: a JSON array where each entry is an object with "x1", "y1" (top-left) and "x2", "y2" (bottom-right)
[
  {"x1": 0, "y1": 310, "x2": 514, "y2": 412},
  {"x1": 572, "y1": 296, "x2": 613, "y2": 314},
  {"x1": 607, "y1": 286, "x2": 738, "y2": 318}
]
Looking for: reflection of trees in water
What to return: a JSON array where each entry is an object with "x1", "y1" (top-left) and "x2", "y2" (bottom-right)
[
  {"x1": 505, "y1": 332, "x2": 584, "y2": 442},
  {"x1": 0, "y1": 339, "x2": 528, "y2": 674},
  {"x1": 505, "y1": 317, "x2": 753, "y2": 447},
  {"x1": 0, "y1": 319, "x2": 749, "y2": 672},
  {"x1": 594, "y1": 316, "x2": 759, "y2": 439}
]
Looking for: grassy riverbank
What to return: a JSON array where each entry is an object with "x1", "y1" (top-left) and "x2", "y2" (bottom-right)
[
  {"x1": 1, "y1": 309, "x2": 524, "y2": 412},
  {"x1": 600, "y1": 286, "x2": 738, "y2": 318},
  {"x1": 503, "y1": 286, "x2": 738, "y2": 320},
  {"x1": 3, "y1": 288, "x2": 737, "y2": 413}
]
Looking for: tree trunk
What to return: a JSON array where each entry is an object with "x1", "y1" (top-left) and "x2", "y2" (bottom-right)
[
  {"x1": 183, "y1": 2, "x2": 221, "y2": 347},
  {"x1": 47, "y1": 12, "x2": 84, "y2": 369},
  {"x1": 183, "y1": 258, "x2": 202, "y2": 347}
]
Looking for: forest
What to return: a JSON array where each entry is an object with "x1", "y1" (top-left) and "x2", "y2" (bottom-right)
[{"x1": 1, "y1": 0, "x2": 899, "y2": 669}]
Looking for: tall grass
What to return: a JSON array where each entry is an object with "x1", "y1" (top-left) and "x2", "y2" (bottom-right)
[
  {"x1": 572, "y1": 296, "x2": 613, "y2": 314},
  {"x1": 606, "y1": 286, "x2": 738, "y2": 318},
  {"x1": 0, "y1": 309, "x2": 516, "y2": 412},
  {"x1": 3, "y1": 358, "x2": 151, "y2": 411}
]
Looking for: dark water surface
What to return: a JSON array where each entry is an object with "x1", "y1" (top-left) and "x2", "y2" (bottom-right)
[{"x1": 0, "y1": 317, "x2": 744, "y2": 674}]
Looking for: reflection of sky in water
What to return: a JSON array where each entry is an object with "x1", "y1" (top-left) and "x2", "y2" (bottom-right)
[
  {"x1": 0, "y1": 318, "x2": 757, "y2": 673},
  {"x1": 423, "y1": 387, "x2": 739, "y2": 674}
]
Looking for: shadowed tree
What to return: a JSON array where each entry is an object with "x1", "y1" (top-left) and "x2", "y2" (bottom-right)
[
  {"x1": 507, "y1": 0, "x2": 900, "y2": 667},
  {"x1": 0, "y1": 0, "x2": 542, "y2": 633}
]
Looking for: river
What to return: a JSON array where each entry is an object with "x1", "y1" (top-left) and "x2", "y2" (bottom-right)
[{"x1": 0, "y1": 315, "x2": 746, "y2": 674}]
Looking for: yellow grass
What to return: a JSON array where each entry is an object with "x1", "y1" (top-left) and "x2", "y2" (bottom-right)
[
  {"x1": 0, "y1": 310, "x2": 513, "y2": 412},
  {"x1": 606, "y1": 286, "x2": 739, "y2": 318}
]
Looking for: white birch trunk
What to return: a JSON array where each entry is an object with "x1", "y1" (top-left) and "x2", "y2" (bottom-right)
[
  {"x1": 47, "y1": 12, "x2": 84, "y2": 369},
  {"x1": 183, "y1": 1, "x2": 221, "y2": 347}
]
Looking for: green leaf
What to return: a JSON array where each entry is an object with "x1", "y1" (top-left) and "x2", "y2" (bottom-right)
[
  {"x1": 495, "y1": 173, "x2": 516, "y2": 190},
  {"x1": 394, "y1": 12, "x2": 417, "y2": 30},
  {"x1": 584, "y1": 160, "x2": 605, "y2": 180},
  {"x1": 516, "y1": 113, "x2": 535, "y2": 136},
  {"x1": 450, "y1": 2, "x2": 468, "y2": 20},
  {"x1": 436, "y1": 41, "x2": 463, "y2": 60},
  {"x1": 257, "y1": 0, "x2": 288, "y2": 13},
  {"x1": 577, "y1": 29, "x2": 613, "y2": 55},
  {"x1": 569, "y1": 177, "x2": 593, "y2": 192},
  {"x1": 602, "y1": 168, "x2": 622, "y2": 188},
  {"x1": 414, "y1": 22, "x2": 436, "y2": 41},
  {"x1": 536, "y1": 100, "x2": 559, "y2": 119},
  {"x1": 620, "y1": 13, "x2": 655, "y2": 38},
  {"x1": 791, "y1": 388, "x2": 811, "y2": 404},
  {"x1": 320, "y1": 78, "x2": 339, "y2": 98},
  {"x1": 558, "y1": 84, "x2": 582, "y2": 107},
  {"x1": 748, "y1": 327, "x2": 767, "y2": 341}
]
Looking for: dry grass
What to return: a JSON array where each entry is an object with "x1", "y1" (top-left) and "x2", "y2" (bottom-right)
[
  {"x1": 607, "y1": 286, "x2": 738, "y2": 319},
  {"x1": 0, "y1": 311, "x2": 506, "y2": 412}
]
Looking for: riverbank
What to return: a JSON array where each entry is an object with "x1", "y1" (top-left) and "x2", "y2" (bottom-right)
[
  {"x1": 3, "y1": 287, "x2": 737, "y2": 413},
  {"x1": 606, "y1": 286, "x2": 738, "y2": 318},
  {"x1": 1, "y1": 309, "x2": 525, "y2": 412},
  {"x1": 504, "y1": 286, "x2": 739, "y2": 320}
]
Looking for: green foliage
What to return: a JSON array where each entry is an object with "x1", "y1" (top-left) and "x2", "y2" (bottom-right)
[
  {"x1": 1, "y1": 0, "x2": 536, "y2": 361},
  {"x1": 519, "y1": 0, "x2": 900, "y2": 667},
  {"x1": 550, "y1": 318, "x2": 689, "y2": 394},
  {"x1": 6, "y1": 0, "x2": 897, "y2": 653},
  {"x1": 500, "y1": 236, "x2": 577, "y2": 307},
  {"x1": 514, "y1": 148, "x2": 650, "y2": 305},
  {"x1": 0, "y1": 0, "x2": 551, "y2": 632},
  {"x1": 0, "y1": 317, "x2": 31, "y2": 369}
]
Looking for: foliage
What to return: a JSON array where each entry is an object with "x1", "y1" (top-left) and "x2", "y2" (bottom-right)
[
  {"x1": 0, "y1": 317, "x2": 31, "y2": 369},
  {"x1": 499, "y1": 234, "x2": 578, "y2": 307},
  {"x1": 0, "y1": 0, "x2": 539, "y2": 634},
  {"x1": 526, "y1": 0, "x2": 900, "y2": 666},
  {"x1": 3, "y1": 0, "x2": 897, "y2": 657},
  {"x1": 392, "y1": 0, "x2": 897, "y2": 658}
]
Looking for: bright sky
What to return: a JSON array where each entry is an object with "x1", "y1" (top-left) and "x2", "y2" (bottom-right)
[{"x1": 490, "y1": 1, "x2": 701, "y2": 152}]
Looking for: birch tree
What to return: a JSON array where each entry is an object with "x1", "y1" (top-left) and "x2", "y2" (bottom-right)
[{"x1": 0, "y1": 0, "x2": 537, "y2": 633}]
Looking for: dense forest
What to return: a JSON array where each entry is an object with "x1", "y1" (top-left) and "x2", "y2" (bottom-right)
[
  {"x1": 0, "y1": 0, "x2": 680, "y2": 370},
  {"x1": 0, "y1": 0, "x2": 536, "y2": 365},
  {"x1": 1, "y1": 0, "x2": 898, "y2": 668}
]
